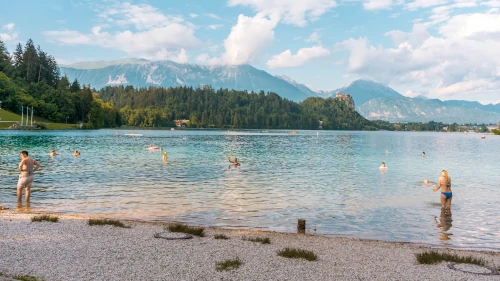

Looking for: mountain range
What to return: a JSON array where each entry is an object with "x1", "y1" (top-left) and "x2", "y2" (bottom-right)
[{"x1": 60, "y1": 59, "x2": 500, "y2": 124}]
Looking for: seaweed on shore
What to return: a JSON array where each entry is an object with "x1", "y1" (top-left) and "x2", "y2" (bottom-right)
[
  {"x1": 214, "y1": 234, "x2": 229, "y2": 240},
  {"x1": 88, "y1": 219, "x2": 128, "y2": 228},
  {"x1": 242, "y1": 236, "x2": 271, "y2": 244},
  {"x1": 31, "y1": 215, "x2": 58, "y2": 223},
  {"x1": 166, "y1": 223, "x2": 205, "y2": 237},
  {"x1": 415, "y1": 251, "x2": 486, "y2": 265},
  {"x1": 216, "y1": 258, "x2": 242, "y2": 271},
  {"x1": 277, "y1": 248, "x2": 318, "y2": 261}
]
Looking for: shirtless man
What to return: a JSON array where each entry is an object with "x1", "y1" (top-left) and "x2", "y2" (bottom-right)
[
  {"x1": 433, "y1": 170, "x2": 452, "y2": 209},
  {"x1": 17, "y1": 151, "x2": 41, "y2": 202}
]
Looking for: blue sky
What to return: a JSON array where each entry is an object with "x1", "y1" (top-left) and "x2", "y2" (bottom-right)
[{"x1": 1, "y1": 0, "x2": 500, "y2": 104}]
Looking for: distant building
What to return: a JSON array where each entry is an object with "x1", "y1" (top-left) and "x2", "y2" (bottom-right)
[
  {"x1": 174, "y1": 119, "x2": 189, "y2": 128},
  {"x1": 335, "y1": 93, "x2": 355, "y2": 109}
]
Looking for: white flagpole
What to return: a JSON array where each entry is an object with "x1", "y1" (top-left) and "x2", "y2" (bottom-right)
[{"x1": 21, "y1": 106, "x2": 23, "y2": 126}]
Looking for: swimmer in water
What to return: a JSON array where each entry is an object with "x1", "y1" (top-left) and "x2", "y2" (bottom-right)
[
  {"x1": 424, "y1": 178, "x2": 429, "y2": 184},
  {"x1": 162, "y1": 152, "x2": 168, "y2": 161},
  {"x1": 379, "y1": 162, "x2": 387, "y2": 169},
  {"x1": 228, "y1": 157, "x2": 240, "y2": 166},
  {"x1": 433, "y1": 170, "x2": 452, "y2": 209},
  {"x1": 73, "y1": 150, "x2": 80, "y2": 157},
  {"x1": 50, "y1": 150, "x2": 60, "y2": 157},
  {"x1": 422, "y1": 151, "x2": 426, "y2": 157}
]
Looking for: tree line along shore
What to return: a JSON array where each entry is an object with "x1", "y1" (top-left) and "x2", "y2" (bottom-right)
[{"x1": 1, "y1": 39, "x2": 498, "y2": 132}]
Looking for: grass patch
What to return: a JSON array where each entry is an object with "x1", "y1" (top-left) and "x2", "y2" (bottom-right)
[
  {"x1": 12, "y1": 275, "x2": 45, "y2": 281},
  {"x1": 415, "y1": 251, "x2": 486, "y2": 265},
  {"x1": 167, "y1": 223, "x2": 205, "y2": 237},
  {"x1": 243, "y1": 236, "x2": 271, "y2": 244},
  {"x1": 214, "y1": 234, "x2": 229, "y2": 240},
  {"x1": 277, "y1": 248, "x2": 318, "y2": 261},
  {"x1": 31, "y1": 215, "x2": 58, "y2": 223},
  {"x1": 215, "y1": 258, "x2": 242, "y2": 271},
  {"x1": 0, "y1": 272, "x2": 45, "y2": 281},
  {"x1": 88, "y1": 219, "x2": 128, "y2": 228}
]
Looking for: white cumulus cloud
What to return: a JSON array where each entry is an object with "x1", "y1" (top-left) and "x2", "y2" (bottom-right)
[
  {"x1": 267, "y1": 46, "x2": 330, "y2": 68},
  {"x1": 44, "y1": 2, "x2": 201, "y2": 62},
  {"x1": 0, "y1": 23, "x2": 18, "y2": 42},
  {"x1": 217, "y1": 13, "x2": 279, "y2": 65},
  {"x1": 228, "y1": 0, "x2": 336, "y2": 26},
  {"x1": 363, "y1": 0, "x2": 394, "y2": 10},
  {"x1": 336, "y1": 12, "x2": 500, "y2": 102}
]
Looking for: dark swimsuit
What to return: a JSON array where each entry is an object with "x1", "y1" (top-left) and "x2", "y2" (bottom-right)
[{"x1": 441, "y1": 184, "x2": 452, "y2": 199}]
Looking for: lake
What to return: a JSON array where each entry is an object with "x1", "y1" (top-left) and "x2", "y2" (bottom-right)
[{"x1": 0, "y1": 129, "x2": 498, "y2": 251}]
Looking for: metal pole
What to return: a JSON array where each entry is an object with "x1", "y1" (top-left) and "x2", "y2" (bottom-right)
[
  {"x1": 21, "y1": 106, "x2": 23, "y2": 126},
  {"x1": 31, "y1": 107, "x2": 33, "y2": 126},
  {"x1": 26, "y1": 107, "x2": 29, "y2": 126}
]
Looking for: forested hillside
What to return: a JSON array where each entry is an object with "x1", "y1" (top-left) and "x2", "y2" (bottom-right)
[
  {"x1": 0, "y1": 39, "x2": 120, "y2": 128},
  {"x1": 99, "y1": 85, "x2": 374, "y2": 130}
]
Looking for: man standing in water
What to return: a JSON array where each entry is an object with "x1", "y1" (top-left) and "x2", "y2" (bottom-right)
[{"x1": 17, "y1": 151, "x2": 41, "y2": 203}]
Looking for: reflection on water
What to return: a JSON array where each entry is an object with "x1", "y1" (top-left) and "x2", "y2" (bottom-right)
[
  {"x1": 0, "y1": 130, "x2": 499, "y2": 251},
  {"x1": 435, "y1": 209, "x2": 453, "y2": 244}
]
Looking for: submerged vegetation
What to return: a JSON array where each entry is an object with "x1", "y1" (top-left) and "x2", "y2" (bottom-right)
[
  {"x1": 31, "y1": 215, "x2": 58, "y2": 223},
  {"x1": 277, "y1": 248, "x2": 318, "y2": 261},
  {"x1": 167, "y1": 223, "x2": 205, "y2": 237},
  {"x1": 415, "y1": 251, "x2": 486, "y2": 265},
  {"x1": 214, "y1": 234, "x2": 229, "y2": 240},
  {"x1": 215, "y1": 258, "x2": 242, "y2": 271},
  {"x1": 88, "y1": 219, "x2": 127, "y2": 228}
]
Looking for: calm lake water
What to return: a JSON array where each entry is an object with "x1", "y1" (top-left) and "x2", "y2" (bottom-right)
[{"x1": 0, "y1": 130, "x2": 498, "y2": 251}]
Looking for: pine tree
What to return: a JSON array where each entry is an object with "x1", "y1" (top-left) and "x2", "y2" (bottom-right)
[
  {"x1": 0, "y1": 40, "x2": 12, "y2": 75},
  {"x1": 12, "y1": 42, "x2": 23, "y2": 78},
  {"x1": 70, "y1": 79, "x2": 81, "y2": 92},
  {"x1": 22, "y1": 39, "x2": 38, "y2": 83}
]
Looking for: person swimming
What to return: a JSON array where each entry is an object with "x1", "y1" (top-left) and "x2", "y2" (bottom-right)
[
  {"x1": 422, "y1": 151, "x2": 426, "y2": 157},
  {"x1": 50, "y1": 150, "x2": 60, "y2": 157},
  {"x1": 73, "y1": 150, "x2": 80, "y2": 157},
  {"x1": 424, "y1": 178, "x2": 430, "y2": 184},
  {"x1": 433, "y1": 170, "x2": 452, "y2": 209},
  {"x1": 379, "y1": 162, "x2": 387, "y2": 169},
  {"x1": 162, "y1": 152, "x2": 168, "y2": 161},
  {"x1": 228, "y1": 156, "x2": 240, "y2": 166}
]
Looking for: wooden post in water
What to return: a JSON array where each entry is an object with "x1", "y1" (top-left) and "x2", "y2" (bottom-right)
[{"x1": 297, "y1": 219, "x2": 306, "y2": 234}]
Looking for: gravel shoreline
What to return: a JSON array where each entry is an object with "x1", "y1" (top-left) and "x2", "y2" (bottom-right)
[{"x1": 1, "y1": 211, "x2": 499, "y2": 281}]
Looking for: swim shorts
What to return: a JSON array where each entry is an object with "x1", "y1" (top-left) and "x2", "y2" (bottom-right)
[{"x1": 17, "y1": 175, "x2": 34, "y2": 188}]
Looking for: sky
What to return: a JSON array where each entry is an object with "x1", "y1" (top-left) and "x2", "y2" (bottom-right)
[{"x1": 1, "y1": 0, "x2": 500, "y2": 104}]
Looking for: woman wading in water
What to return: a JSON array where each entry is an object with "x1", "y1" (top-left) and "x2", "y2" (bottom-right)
[{"x1": 433, "y1": 170, "x2": 452, "y2": 209}]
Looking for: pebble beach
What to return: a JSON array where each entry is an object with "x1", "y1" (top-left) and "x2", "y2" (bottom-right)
[{"x1": 1, "y1": 212, "x2": 499, "y2": 281}]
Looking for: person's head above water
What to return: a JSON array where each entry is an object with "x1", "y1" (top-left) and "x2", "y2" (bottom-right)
[
  {"x1": 424, "y1": 178, "x2": 429, "y2": 184},
  {"x1": 20, "y1": 151, "x2": 28, "y2": 157}
]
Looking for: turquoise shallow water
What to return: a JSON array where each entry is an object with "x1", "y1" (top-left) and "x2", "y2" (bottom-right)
[{"x1": 1, "y1": 129, "x2": 498, "y2": 251}]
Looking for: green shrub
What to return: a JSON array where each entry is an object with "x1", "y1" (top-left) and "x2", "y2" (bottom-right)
[{"x1": 214, "y1": 234, "x2": 229, "y2": 240}]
